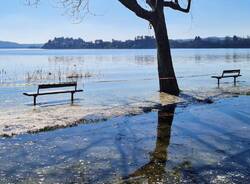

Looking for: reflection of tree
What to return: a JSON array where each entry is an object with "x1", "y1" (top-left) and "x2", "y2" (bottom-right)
[{"x1": 123, "y1": 104, "x2": 176, "y2": 183}]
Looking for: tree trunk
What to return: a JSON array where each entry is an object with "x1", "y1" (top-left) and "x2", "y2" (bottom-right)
[{"x1": 152, "y1": 10, "x2": 180, "y2": 96}]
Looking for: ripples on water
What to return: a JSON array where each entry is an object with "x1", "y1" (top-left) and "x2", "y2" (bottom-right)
[
  {"x1": 0, "y1": 49, "x2": 250, "y2": 183},
  {"x1": 0, "y1": 96, "x2": 250, "y2": 183},
  {"x1": 0, "y1": 49, "x2": 250, "y2": 108}
]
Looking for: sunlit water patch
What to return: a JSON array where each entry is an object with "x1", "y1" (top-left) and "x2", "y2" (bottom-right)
[{"x1": 0, "y1": 96, "x2": 249, "y2": 183}]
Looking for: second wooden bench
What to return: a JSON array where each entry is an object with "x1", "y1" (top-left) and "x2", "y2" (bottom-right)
[{"x1": 211, "y1": 69, "x2": 242, "y2": 86}]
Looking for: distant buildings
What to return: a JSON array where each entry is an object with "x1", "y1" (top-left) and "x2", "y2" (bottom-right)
[
  {"x1": 42, "y1": 36, "x2": 250, "y2": 49},
  {"x1": 42, "y1": 36, "x2": 156, "y2": 49}
]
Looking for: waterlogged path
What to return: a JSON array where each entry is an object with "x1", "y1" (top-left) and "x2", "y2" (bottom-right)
[
  {"x1": 0, "y1": 93, "x2": 182, "y2": 136},
  {"x1": 0, "y1": 96, "x2": 249, "y2": 183}
]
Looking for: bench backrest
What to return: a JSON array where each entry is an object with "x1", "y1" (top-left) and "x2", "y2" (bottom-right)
[
  {"x1": 38, "y1": 82, "x2": 77, "y2": 93},
  {"x1": 222, "y1": 69, "x2": 240, "y2": 77}
]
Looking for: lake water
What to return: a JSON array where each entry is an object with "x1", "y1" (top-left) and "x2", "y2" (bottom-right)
[
  {"x1": 0, "y1": 49, "x2": 250, "y2": 183},
  {"x1": 0, "y1": 49, "x2": 250, "y2": 109},
  {"x1": 0, "y1": 96, "x2": 250, "y2": 183}
]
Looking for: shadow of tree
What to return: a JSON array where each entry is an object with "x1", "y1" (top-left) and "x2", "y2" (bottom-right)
[{"x1": 122, "y1": 104, "x2": 176, "y2": 183}]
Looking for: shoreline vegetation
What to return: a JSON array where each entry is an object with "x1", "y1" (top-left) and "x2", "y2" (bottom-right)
[{"x1": 2, "y1": 35, "x2": 250, "y2": 49}]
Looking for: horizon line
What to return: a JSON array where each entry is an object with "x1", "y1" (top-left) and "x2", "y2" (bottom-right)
[{"x1": 1, "y1": 34, "x2": 250, "y2": 45}]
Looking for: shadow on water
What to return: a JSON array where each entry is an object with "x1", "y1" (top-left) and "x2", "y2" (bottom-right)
[
  {"x1": 28, "y1": 98, "x2": 82, "y2": 107},
  {"x1": 123, "y1": 104, "x2": 176, "y2": 183},
  {"x1": 0, "y1": 96, "x2": 250, "y2": 183}
]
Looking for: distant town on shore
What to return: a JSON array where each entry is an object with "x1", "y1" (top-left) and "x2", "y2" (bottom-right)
[{"x1": 1, "y1": 35, "x2": 250, "y2": 49}]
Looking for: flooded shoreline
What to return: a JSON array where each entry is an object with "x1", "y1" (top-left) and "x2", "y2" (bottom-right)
[
  {"x1": 1, "y1": 86, "x2": 250, "y2": 137},
  {"x1": 0, "y1": 49, "x2": 250, "y2": 183},
  {"x1": 0, "y1": 96, "x2": 249, "y2": 183},
  {"x1": 0, "y1": 92, "x2": 183, "y2": 137}
]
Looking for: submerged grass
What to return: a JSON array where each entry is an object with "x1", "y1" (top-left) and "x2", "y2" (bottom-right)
[{"x1": 26, "y1": 68, "x2": 94, "y2": 83}]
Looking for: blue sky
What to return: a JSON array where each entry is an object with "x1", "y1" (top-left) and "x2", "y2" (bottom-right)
[{"x1": 0, "y1": 0, "x2": 250, "y2": 43}]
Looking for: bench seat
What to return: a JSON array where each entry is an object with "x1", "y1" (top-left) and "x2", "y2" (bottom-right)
[
  {"x1": 211, "y1": 74, "x2": 242, "y2": 79},
  {"x1": 23, "y1": 89, "x2": 83, "y2": 96}
]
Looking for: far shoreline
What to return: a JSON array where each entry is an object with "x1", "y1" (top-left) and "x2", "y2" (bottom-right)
[{"x1": 2, "y1": 47, "x2": 250, "y2": 50}]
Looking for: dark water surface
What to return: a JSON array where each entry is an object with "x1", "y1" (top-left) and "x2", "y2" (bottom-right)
[{"x1": 0, "y1": 96, "x2": 249, "y2": 183}]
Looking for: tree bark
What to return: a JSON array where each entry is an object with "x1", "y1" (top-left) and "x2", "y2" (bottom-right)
[
  {"x1": 151, "y1": 10, "x2": 180, "y2": 95},
  {"x1": 118, "y1": 0, "x2": 181, "y2": 96}
]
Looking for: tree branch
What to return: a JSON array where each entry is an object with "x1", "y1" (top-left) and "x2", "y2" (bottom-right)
[
  {"x1": 164, "y1": 0, "x2": 192, "y2": 13},
  {"x1": 147, "y1": 0, "x2": 166, "y2": 12},
  {"x1": 118, "y1": 0, "x2": 153, "y2": 21}
]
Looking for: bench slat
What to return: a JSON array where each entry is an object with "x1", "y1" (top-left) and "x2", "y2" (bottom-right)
[
  {"x1": 211, "y1": 76, "x2": 222, "y2": 79},
  {"x1": 23, "y1": 89, "x2": 83, "y2": 96},
  {"x1": 212, "y1": 74, "x2": 241, "y2": 78},
  {"x1": 39, "y1": 82, "x2": 77, "y2": 89},
  {"x1": 212, "y1": 69, "x2": 241, "y2": 78},
  {"x1": 221, "y1": 75, "x2": 242, "y2": 78},
  {"x1": 223, "y1": 69, "x2": 240, "y2": 74}
]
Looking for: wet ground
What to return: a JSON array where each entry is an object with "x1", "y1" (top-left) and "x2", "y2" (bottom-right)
[
  {"x1": 1, "y1": 49, "x2": 250, "y2": 136},
  {"x1": 0, "y1": 95, "x2": 249, "y2": 183}
]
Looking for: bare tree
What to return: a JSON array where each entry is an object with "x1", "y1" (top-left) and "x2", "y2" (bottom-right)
[{"x1": 28, "y1": 0, "x2": 192, "y2": 95}]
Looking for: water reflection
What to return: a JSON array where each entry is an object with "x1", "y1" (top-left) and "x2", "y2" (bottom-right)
[
  {"x1": 134, "y1": 55, "x2": 156, "y2": 65},
  {"x1": 124, "y1": 104, "x2": 176, "y2": 183},
  {"x1": 48, "y1": 56, "x2": 85, "y2": 64},
  {"x1": 188, "y1": 52, "x2": 250, "y2": 64},
  {"x1": 1, "y1": 96, "x2": 250, "y2": 183},
  {"x1": 48, "y1": 55, "x2": 157, "y2": 65}
]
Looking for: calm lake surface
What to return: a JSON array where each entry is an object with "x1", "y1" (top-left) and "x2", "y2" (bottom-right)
[
  {"x1": 0, "y1": 48, "x2": 250, "y2": 109},
  {"x1": 0, "y1": 49, "x2": 250, "y2": 183}
]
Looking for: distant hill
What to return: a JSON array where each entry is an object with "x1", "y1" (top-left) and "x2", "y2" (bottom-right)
[
  {"x1": 0, "y1": 41, "x2": 42, "y2": 48},
  {"x1": 42, "y1": 36, "x2": 250, "y2": 49}
]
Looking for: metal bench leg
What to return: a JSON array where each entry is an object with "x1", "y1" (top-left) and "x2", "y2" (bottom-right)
[
  {"x1": 217, "y1": 79, "x2": 220, "y2": 87},
  {"x1": 34, "y1": 96, "x2": 37, "y2": 106},
  {"x1": 234, "y1": 77, "x2": 236, "y2": 86},
  {"x1": 71, "y1": 92, "x2": 74, "y2": 103}
]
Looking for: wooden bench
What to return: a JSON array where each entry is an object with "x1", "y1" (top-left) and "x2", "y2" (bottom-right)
[
  {"x1": 212, "y1": 69, "x2": 242, "y2": 86},
  {"x1": 23, "y1": 82, "x2": 83, "y2": 105}
]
